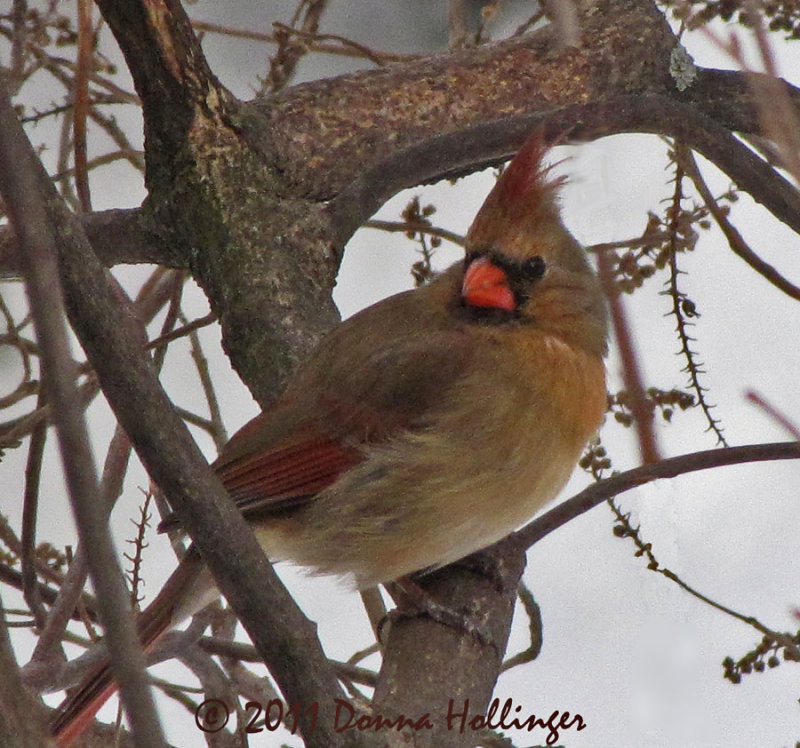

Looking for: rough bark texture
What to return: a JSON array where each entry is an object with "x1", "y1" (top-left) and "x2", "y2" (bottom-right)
[
  {"x1": 373, "y1": 538, "x2": 526, "y2": 748},
  {"x1": 241, "y1": 0, "x2": 679, "y2": 200}
]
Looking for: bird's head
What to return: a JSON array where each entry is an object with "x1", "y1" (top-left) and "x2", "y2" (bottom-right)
[{"x1": 461, "y1": 132, "x2": 608, "y2": 356}]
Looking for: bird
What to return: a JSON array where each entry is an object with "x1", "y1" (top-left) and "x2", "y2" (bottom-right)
[{"x1": 50, "y1": 131, "x2": 608, "y2": 745}]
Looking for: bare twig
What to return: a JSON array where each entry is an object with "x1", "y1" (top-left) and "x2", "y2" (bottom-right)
[
  {"x1": 541, "y1": 0, "x2": 581, "y2": 47},
  {"x1": 358, "y1": 588, "x2": 387, "y2": 643},
  {"x1": 8, "y1": 0, "x2": 27, "y2": 93},
  {"x1": 500, "y1": 582, "x2": 543, "y2": 671},
  {"x1": 145, "y1": 311, "x2": 217, "y2": 352},
  {"x1": 0, "y1": 562, "x2": 94, "y2": 623},
  {"x1": 190, "y1": 19, "x2": 414, "y2": 64},
  {"x1": 268, "y1": 0, "x2": 330, "y2": 92},
  {"x1": 31, "y1": 419, "x2": 135, "y2": 665},
  {"x1": 364, "y1": 219, "x2": 466, "y2": 247},
  {"x1": 50, "y1": 149, "x2": 145, "y2": 185},
  {"x1": 513, "y1": 7, "x2": 546, "y2": 36},
  {"x1": 597, "y1": 248, "x2": 662, "y2": 464},
  {"x1": 73, "y1": 0, "x2": 94, "y2": 212},
  {"x1": 0, "y1": 75, "x2": 165, "y2": 746},
  {"x1": 678, "y1": 146, "x2": 800, "y2": 302},
  {"x1": 21, "y1": 397, "x2": 48, "y2": 629},
  {"x1": 448, "y1": 0, "x2": 470, "y2": 50},
  {"x1": 515, "y1": 440, "x2": 800, "y2": 550},
  {"x1": 607, "y1": 498, "x2": 800, "y2": 659},
  {"x1": 182, "y1": 312, "x2": 228, "y2": 451},
  {"x1": 124, "y1": 491, "x2": 153, "y2": 610},
  {"x1": 746, "y1": 390, "x2": 800, "y2": 440},
  {"x1": 149, "y1": 269, "x2": 185, "y2": 373},
  {"x1": 273, "y1": 22, "x2": 412, "y2": 66},
  {"x1": 665, "y1": 146, "x2": 727, "y2": 445}
]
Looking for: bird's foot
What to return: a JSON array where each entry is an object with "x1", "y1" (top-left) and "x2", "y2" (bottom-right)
[{"x1": 381, "y1": 578, "x2": 495, "y2": 651}]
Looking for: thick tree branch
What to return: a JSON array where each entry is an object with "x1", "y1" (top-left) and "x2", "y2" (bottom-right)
[
  {"x1": 3, "y1": 1, "x2": 799, "y2": 282},
  {"x1": 328, "y1": 95, "x2": 800, "y2": 246},
  {"x1": 91, "y1": 0, "x2": 230, "y2": 184},
  {"x1": 54, "y1": 188, "x2": 352, "y2": 748},
  {"x1": 242, "y1": 0, "x2": 679, "y2": 199},
  {"x1": 374, "y1": 538, "x2": 526, "y2": 748},
  {"x1": 91, "y1": 0, "x2": 341, "y2": 407},
  {"x1": 0, "y1": 82, "x2": 355, "y2": 748},
  {"x1": 5, "y1": 86, "x2": 798, "y2": 279},
  {"x1": 0, "y1": 208, "x2": 174, "y2": 278}
]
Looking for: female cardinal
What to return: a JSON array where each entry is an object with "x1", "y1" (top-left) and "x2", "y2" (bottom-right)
[{"x1": 50, "y1": 133, "x2": 608, "y2": 745}]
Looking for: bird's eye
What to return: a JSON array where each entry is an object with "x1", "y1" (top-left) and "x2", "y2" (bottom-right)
[{"x1": 521, "y1": 256, "x2": 546, "y2": 281}]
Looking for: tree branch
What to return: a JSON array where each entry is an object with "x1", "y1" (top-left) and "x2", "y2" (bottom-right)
[
  {"x1": 328, "y1": 94, "x2": 800, "y2": 248},
  {"x1": 92, "y1": 0, "x2": 231, "y2": 183},
  {"x1": 515, "y1": 441, "x2": 800, "y2": 550},
  {"x1": 677, "y1": 146, "x2": 800, "y2": 302},
  {"x1": 0, "y1": 208, "x2": 171, "y2": 278},
  {"x1": 0, "y1": 74, "x2": 166, "y2": 748},
  {"x1": 1, "y1": 77, "x2": 355, "y2": 748},
  {"x1": 0, "y1": 596, "x2": 51, "y2": 748}
]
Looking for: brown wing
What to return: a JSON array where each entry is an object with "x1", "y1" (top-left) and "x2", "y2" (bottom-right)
[
  {"x1": 216, "y1": 424, "x2": 362, "y2": 516},
  {"x1": 162, "y1": 276, "x2": 473, "y2": 530}
]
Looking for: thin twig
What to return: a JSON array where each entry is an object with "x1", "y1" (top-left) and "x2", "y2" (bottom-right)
[
  {"x1": 512, "y1": 8, "x2": 546, "y2": 36},
  {"x1": 678, "y1": 146, "x2": 800, "y2": 302},
  {"x1": 73, "y1": 0, "x2": 93, "y2": 212},
  {"x1": 268, "y1": 0, "x2": 331, "y2": 92},
  {"x1": 607, "y1": 498, "x2": 800, "y2": 659},
  {"x1": 363, "y1": 219, "x2": 466, "y2": 247},
  {"x1": 145, "y1": 311, "x2": 217, "y2": 352},
  {"x1": 448, "y1": 0, "x2": 469, "y2": 50},
  {"x1": 50, "y1": 149, "x2": 145, "y2": 185},
  {"x1": 358, "y1": 588, "x2": 387, "y2": 643},
  {"x1": 182, "y1": 311, "x2": 228, "y2": 451},
  {"x1": 515, "y1": 440, "x2": 800, "y2": 550},
  {"x1": 273, "y1": 22, "x2": 412, "y2": 66},
  {"x1": 0, "y1": 75, "x2": 165, "y2": 747},
  {"x1": 124, "y1": 491, "x2": 153, "y2": 610},
  {"x1": 149, "y1": 270, "x2": 185, "y2": 373},
  {"x1": 597, "y1": 249, "x2": 662, "y2": 464},
  {"x1": 666, "y1": 145, "x2": 727, "y2": 445},
  {"x1": 8, "y1": 0, "x2": 27, "y2": 93},
  {"x1": 746, "y1": 390, "x2": 800, "y2": 440},
  {"x1": 34, "y1": 421, "x2": 135, "y2": 658},
  {"x1": 190, "y1": 19, "x2": 415, "y2": 63},
  {"x1": 541, "y1": 0, "x2": 581, "y2": 48},
  {"x1": 21, "y1": 394, "x2": 49, "y2": 629},
  {"x1": 500, "y1": 582, "x2": 542, "y2": 671}
]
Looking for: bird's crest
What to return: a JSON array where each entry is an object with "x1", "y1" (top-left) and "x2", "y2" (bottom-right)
[{"x1": 466, "y1": 131, "x2": 566, "y2": 256}]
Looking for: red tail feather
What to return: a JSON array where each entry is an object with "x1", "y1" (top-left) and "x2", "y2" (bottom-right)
[{"x1": 51, "y1": 556, "x2": 205, "y2": 746}]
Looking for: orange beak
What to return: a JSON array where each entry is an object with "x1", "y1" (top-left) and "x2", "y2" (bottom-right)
[{"x1": 461, "y1": 256, "x2": 515, "y2": 312}]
